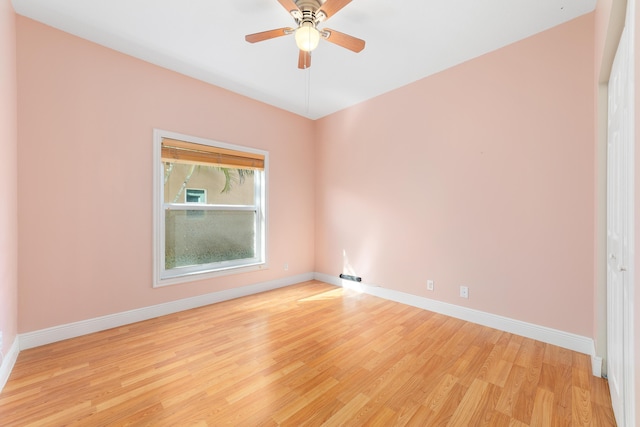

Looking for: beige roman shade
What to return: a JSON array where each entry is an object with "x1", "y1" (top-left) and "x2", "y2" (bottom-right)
[{"x1": 161, "y1": 138, "x2": 265, "y2": 170}]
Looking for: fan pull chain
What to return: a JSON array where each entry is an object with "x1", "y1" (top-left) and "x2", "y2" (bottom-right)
[{"x1": 304, "y1": 57, "x2": 312, "y2": 114}]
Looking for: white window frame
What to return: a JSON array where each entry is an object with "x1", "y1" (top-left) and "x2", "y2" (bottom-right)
[{"x1": 153, "y1": 129, "x2": 268, "y2": 287}]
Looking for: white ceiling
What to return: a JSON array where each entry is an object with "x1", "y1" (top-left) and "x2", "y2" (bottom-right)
[{"x1": 12, "y1": 0, "x2": 596, "y2": 119}]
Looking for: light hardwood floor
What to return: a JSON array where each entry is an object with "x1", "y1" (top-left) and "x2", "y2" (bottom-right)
[{"x1": 0, "y1": 281, "x2": 615, "y2": 426}]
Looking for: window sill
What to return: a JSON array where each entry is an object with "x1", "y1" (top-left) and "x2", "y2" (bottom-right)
[{"x1": 153, "y1": 262, "x2": 268, "y2": 288}]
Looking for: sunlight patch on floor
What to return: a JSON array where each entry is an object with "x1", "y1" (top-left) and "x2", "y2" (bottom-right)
[
  {"x1": 297, "y1": 285, "x2": 366, "y2": 303},
  {"x1": 298, "y1": 288, "x2": 346, "y2": 302}
]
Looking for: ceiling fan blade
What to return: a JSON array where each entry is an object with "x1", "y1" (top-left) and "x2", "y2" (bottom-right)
[
  {"x1": 322, "y1": 28, "x2": 365, "y2": 53},
  {"x1": 245, "y1": 28, "x2": 293, "y2": 43},
  {"x1": 298, "y1": 50, "x2": 311, "y2": 69},
  {"x1": 318, "y1": 0, "x2": 352, "y2": 21},
  {"x1": 277, "y1": 0, "x2": 301, "y2": 16}
]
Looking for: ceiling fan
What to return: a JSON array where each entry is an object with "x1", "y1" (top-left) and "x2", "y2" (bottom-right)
[{"x1": 245, "y1": 0, "x2": 365, "y2": 69}]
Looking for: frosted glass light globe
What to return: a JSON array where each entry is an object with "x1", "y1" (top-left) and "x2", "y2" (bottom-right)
[{"x1": 295, "y1": 22, "x2": 320, "y2": 52}]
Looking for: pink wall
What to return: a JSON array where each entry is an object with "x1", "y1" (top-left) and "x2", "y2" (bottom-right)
[
  {"x1": 16, "y1": 17, "x2": 315, "y2": 332},
  {"x1": 0, "y1": 0, "x2": 18, "y2": 356},
  {"x1": 315, "y1": 14, "x2": 595, "y2": 336}
]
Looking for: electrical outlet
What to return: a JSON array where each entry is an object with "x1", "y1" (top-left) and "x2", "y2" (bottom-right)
[
  {"x1": 460, "y1": 286, "x2": 469, "y2": 298},
  {"x1": 427, "y1": 280, "x2": 434, "y2": 291},
  {"x1": 283, "y1": 263, "x2": 289, "y2": 271}
]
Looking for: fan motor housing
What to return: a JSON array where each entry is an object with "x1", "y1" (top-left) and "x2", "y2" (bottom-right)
[{"x1": 295, "y1": 0, "x2": 323, "y2": 13}]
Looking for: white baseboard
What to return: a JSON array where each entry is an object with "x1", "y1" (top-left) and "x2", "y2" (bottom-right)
[
  {"x1": 0, "y1": 338, "x2": 20, "y2": 393},
  {"x1": 19, "y1": 273, "x2": 314, "y2": 351},
  {"x1": 591, "y1": 356, "x2": 603, "y2": 377},
  {"x1": 314, "y1": 272, "x2": 600, "y2": 376}
]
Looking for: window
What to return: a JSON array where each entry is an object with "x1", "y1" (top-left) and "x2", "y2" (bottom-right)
[{"x1": 153, "y1": 130, "x2": 267, "y2": 286}]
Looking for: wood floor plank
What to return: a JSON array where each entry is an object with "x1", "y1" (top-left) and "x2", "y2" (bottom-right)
[
  {"x1": 362, "y1": 405, "x2": 396, "y2": 426},
  {"x1": 468, "y1": 381, "x2": 503, "y2": 426},
  {"x1": 530, "y1": 387, "x2": 555, "y2": 426},
  {"x1": 447, "y1": 378, "x2": 489, "y2": 425},
  {"x1": 0, "y1": 281, "x2": 616, "y2": 426},
  {"x1": 512, "y1": 339, "x2": 546, "y2": 425},
  {"x1": 423, "y1": 372, "x2": 458, "y2": 413},
  {"x1": 423, "y1": 381, "x2": 469, "y2": 425},
  {"x1": 323, "y1": 392, "x2": 369, "y2": 425},
  {"x1": 572, "y1": 386, "x2": 593, "y2": 426},
  {"x1": 552, "y1": 363, "x2": 574, "y2": 427}
]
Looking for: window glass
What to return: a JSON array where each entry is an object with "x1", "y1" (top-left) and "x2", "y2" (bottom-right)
[{"x1": 165, "y1": 210, "x2": 256, "y2": 269}]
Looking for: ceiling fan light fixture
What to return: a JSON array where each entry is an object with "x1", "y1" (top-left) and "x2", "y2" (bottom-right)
[
  {"x1": 295, "y1": 21, "x2": 320, "y2": 52},
  {"x1": 245, "y1": 0, "x2": 364, "y2": 68}
]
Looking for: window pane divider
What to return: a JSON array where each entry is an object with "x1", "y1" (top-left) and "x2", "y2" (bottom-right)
[{"x1": 163, "y1": 203, "x2": 257, "y2": 211}]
